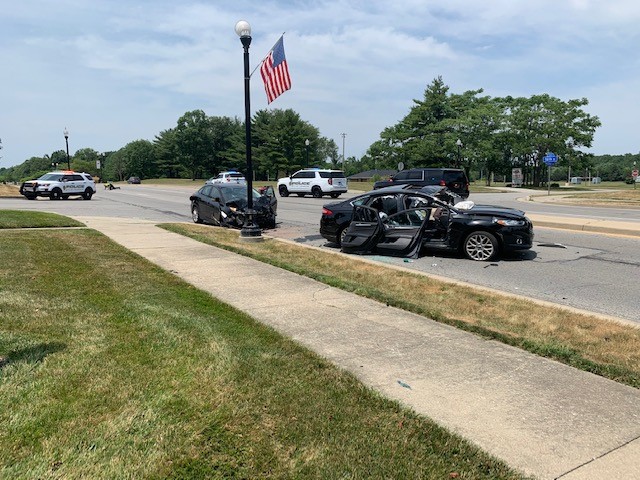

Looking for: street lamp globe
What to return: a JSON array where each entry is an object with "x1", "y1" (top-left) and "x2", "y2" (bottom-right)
[{"x1": 235, "y1": 20, "x2": 251, "y2": 38}]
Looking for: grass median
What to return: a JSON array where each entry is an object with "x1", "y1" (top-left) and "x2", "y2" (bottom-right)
[
  {"x1": 162, "y1": 223, "x2": 640, "y2": 389},
  {"x1": 0, "y1": 213, "x2": 525, "y2": 479}
]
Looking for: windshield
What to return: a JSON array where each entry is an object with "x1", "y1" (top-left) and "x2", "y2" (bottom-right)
[
  {"x1": 38, "y1": 173, "x2": 63, "y2": 181},
  {"x1": 220, "y1": 186, "x2": 262, "y2": 204}
]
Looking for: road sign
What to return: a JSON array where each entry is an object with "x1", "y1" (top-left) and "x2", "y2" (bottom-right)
[
  {"x1": 543, "y1": 152, "x2": 558, "y2": 166},
  {"x1": 633, "y1": 169, "x2": 639, "y2": 178}
]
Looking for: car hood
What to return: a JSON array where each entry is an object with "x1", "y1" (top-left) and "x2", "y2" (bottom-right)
[{"x1": 464, "y1": 204, "x2": 527, "y2": 218}]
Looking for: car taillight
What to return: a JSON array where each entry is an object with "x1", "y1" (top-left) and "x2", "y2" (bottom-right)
[
  {"x1": 322, "y1": 207, "x2": 333, "y2": 216},
  {"x1": 439, "y1": 180, "x2": 446, "y2": 186},
  {"x1": 328, "y1": 178, "x2": 333, "y2": 185}
]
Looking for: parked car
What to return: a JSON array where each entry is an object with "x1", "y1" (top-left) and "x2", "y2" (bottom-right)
[
  {"x1": 19, "y1": 171, "x2": 96, "y2": 200},
  {"x1": 277, "y1": 168, "x2": 347, "y2": 198},
  {"x1": 190, "y1": 183, "x2": 277, "y2": 229},
  {"x1": 127, "y1": 177, "x2": 141, "y2": 184},
  {"x1": 320, "y1": 185, "x2": 532, "y2": 261},
  {"x1": 206, "y1": 171, "x2": 246, "y2": 185},
  {"x1": 373, "y1": 168, "x2": 469, "y2": 198}
]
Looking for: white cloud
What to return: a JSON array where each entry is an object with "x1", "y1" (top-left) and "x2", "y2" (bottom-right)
[{"x1": 2, "y1": 0, "x2": 640, "y2": 168}]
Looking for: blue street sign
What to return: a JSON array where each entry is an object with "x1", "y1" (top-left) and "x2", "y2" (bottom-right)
[{"x1": 543, "y1": 152, "x2": 558, "y2": 166}]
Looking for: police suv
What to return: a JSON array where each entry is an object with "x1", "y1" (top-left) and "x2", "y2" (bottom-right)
[
  {"x1": 20, "y1": 171, "x2": 97, "y2": 200},
  {"x1": 277, "y1": 168, "x2": 348, "y2": 198}
]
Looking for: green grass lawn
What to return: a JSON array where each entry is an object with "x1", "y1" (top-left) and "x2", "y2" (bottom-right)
[
  {"x1": 0, "y1": 210, "x2": 84, "y2": 229},
  {"x1": 0, "y1": 216, "x2": 525, "y2": 479}
]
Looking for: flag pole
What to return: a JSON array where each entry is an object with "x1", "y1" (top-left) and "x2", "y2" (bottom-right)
[{"x1": 249, "y1": 32, "x2": 286, "y2": 78}]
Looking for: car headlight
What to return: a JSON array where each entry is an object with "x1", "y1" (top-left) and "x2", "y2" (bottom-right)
[{"x1": 493, "y1": 217, "x2": 525, "y2": 226}]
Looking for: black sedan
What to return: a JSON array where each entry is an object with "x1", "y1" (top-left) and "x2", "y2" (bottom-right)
[
  {"x1": 190, "y1": 184, "x2": 277, "y2": 229},
  {"x1": 320, "y1": 185, "x2": 533, "y2": 261}
]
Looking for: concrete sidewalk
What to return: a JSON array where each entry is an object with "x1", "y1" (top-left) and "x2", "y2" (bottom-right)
[{"x1": 79, "y1": 216, "x2": 640, "y2": 480}]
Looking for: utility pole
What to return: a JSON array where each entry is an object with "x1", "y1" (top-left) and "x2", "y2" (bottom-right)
[{"x1": 340, "y1": 132, "x2": 346, "y2": 166}]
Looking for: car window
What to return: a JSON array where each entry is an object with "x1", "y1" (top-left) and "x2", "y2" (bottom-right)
[
  {"x1": 394, "y1": 171, "x2": 409, "y2": 181},
  {"x1": 443, "y1": 170, "x2": 467, "y2": 183},
  {"x1": 353, "y1": 206, "x2": 379, "y2": 223},
  {"x1": 368, "y1": 195, "x2": 399, "y2": 216},
  {"x1": 294, "y1": 171, "x2": 315, "y2": 179},
  {"x1": 330, "y1": 171, "x2": 345, "y2": 178},
  {"x1": 210, "y1": 186, "x2": 222, "y2": 199},
  {"x1": 70, "y1": 174, "x2": 83, "y2": 181},
  {"x1": 39, "y1": 173, "x2": 63, "y2": 181},
  {"x1": 383, "y1": 209, "x2": 429, "y2": 227},
  {"x1": 200, "y1": 185, "x2": 213, "y2": 197},
  {"x1": 228, "y1": 173, "x2": 245, "y2": 179},
  {"x1": 404, "y1": 195, "x2": 432, "y2": 209},
  {"x1": 407, "y1": 170, "x2": 422, "y2": 180}
]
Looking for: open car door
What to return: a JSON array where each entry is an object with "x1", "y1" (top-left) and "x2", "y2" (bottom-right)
[
  {"x1": 340, "y1": 205, "x2": 383, "y2": 254},
  {"x1": 375, "y1": 208, "x2": 430, "y2": 258}
]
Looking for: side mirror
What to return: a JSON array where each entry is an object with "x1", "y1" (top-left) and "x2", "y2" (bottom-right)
[{"x1": 213, "y1": 197, "x2": 221, "y2": 203}]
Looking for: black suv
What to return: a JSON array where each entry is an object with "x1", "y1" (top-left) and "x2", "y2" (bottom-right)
[{"x1": 373, "y1": 168, "x2": 469, "y2": 198}]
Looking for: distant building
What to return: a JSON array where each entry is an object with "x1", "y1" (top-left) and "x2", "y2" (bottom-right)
[{"x1": 348, "y1": 169, "x2": 397, "y2": 182}]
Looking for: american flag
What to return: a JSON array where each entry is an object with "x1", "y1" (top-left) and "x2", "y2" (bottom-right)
[{"x1": 260, "y1": 36, "x2": 291, "y2": 104}]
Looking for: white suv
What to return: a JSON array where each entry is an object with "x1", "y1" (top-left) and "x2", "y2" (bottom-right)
[
  {"x1": 206, "y1": 171, "x2": 246, "y2": 185},
  {"x1": 277, "y1": 168, "x2": 347, "y2": 198},
  {"x1": 20, "y1": 171, "x2": 96, "y2": 200}
]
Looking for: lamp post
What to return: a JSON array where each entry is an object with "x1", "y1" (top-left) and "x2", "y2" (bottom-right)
[
  {"x1": 305, "y1": 139, "x2": 310, "y2": 167},
  {"x1": 63, "y1": 128, "x2": 71, "y2": 170},
  {"x1": 341, "y1": 132, "x2": 346, "y2": 166},
  {"x1": 235, "y1": 20, "x2": 261, "y2": 240},
  {"x1": 456, "y1": 138, "x2": 463, "y2": 168}
]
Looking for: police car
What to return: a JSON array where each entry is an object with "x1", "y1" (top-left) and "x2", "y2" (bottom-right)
[
  {"x1": 206, "y1": 171, "x2": 247, "y2": 185},
  {"x1": 19, "y1": 171, "x2": 97, "y2": 200},
  {"x1": 277, "y1": 168, "x2": 348, "y2": 198}
]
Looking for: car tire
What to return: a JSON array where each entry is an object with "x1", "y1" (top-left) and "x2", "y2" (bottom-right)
[
  {"x1": 82, "y1": 189, "x2": 93, "y2": 200},
  {"x1": 192, "y1": 204, "x2": 203, "y2": 224},
  {"x1": 330, "y1": 193, "x2": 340, "y2": 198},
  {"x1": 279, "y1": 185, "x2": 289, "y2": 197},
  {"x1": 50, "y1": 188, "x2": 62, "y2": 200},
  {"x1": 312, "y1": 186, "x2": 323, "y2": 198},
  {"x1": 463, "y1": 231, "x2": 499, "y2": 261},
  {"x1": 338, "y1": 224, "x2": 350, "y2": 246}
]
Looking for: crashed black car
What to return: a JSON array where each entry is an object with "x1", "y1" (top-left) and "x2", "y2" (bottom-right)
[
  {"x1": 190, "y1": 183, "x2": 277, "y2": 229},
  {"x1": 321, "y1": 185, "x2": 533, "y2": 261}
]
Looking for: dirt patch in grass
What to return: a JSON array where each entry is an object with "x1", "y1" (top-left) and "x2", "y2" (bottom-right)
[{"x1": 0, "y1": 183, "x2": 20, "y2": 197}]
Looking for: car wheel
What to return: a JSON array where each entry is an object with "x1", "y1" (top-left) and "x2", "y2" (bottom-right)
[
  {"x1": 338, "y1": 224, "x2": 350, "y2": 246},
  {"x1": 82, "y1": 189, "x2": 93, "y2": 200},
  {"x1": 463, "y1": 231, "x2": 499, "y2": 261},
  {"x1": 312, "y1": 186, "x2": 323, "y2": 198},
  {"x1": 192, "y1": 204, "x2": 203, "y2": 224},
  {"x1": 50, "y1": 188, "x2": 62, "y2": 200},
  {"x1": 279, "y1": 185, "x2": 289, "y2": 197},
  {"x1": 330, "y1": 193, "x2": 340, "y2": 198}
]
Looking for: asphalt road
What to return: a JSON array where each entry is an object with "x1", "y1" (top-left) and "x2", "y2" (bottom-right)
[{"x1": 3, "y1": 184, "x2": 639, "y2": 323}]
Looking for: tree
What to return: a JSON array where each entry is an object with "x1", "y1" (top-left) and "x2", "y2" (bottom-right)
[
  {"x1": 175, "y1": 110, "x2": 214, "y2": 180},
  {"x1": 72, "y1": 148, "x2": 100, "y2": 176},
  {"x1": 505, "y1": 95, "x2": 600, "y2": 186},
  {"x1": 252, "y1": 109, "x2": 320, "y2": 178}
]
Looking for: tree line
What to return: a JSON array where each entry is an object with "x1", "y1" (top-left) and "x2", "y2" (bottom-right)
[
  {"x1": 2, "y1": 77, "x2": 638, "y2": 185},
  {"x1": 0, "y1": 109, "x2": 340, "y2": 183}
]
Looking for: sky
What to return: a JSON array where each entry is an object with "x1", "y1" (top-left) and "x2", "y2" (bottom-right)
[{"x1": 2, "y1": 0, "x2": 640, "y2": 168}]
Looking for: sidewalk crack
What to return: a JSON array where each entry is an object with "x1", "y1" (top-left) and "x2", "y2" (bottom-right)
[{"x1": 555, "y1": 433, "x2": 640, "y2": 479}]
